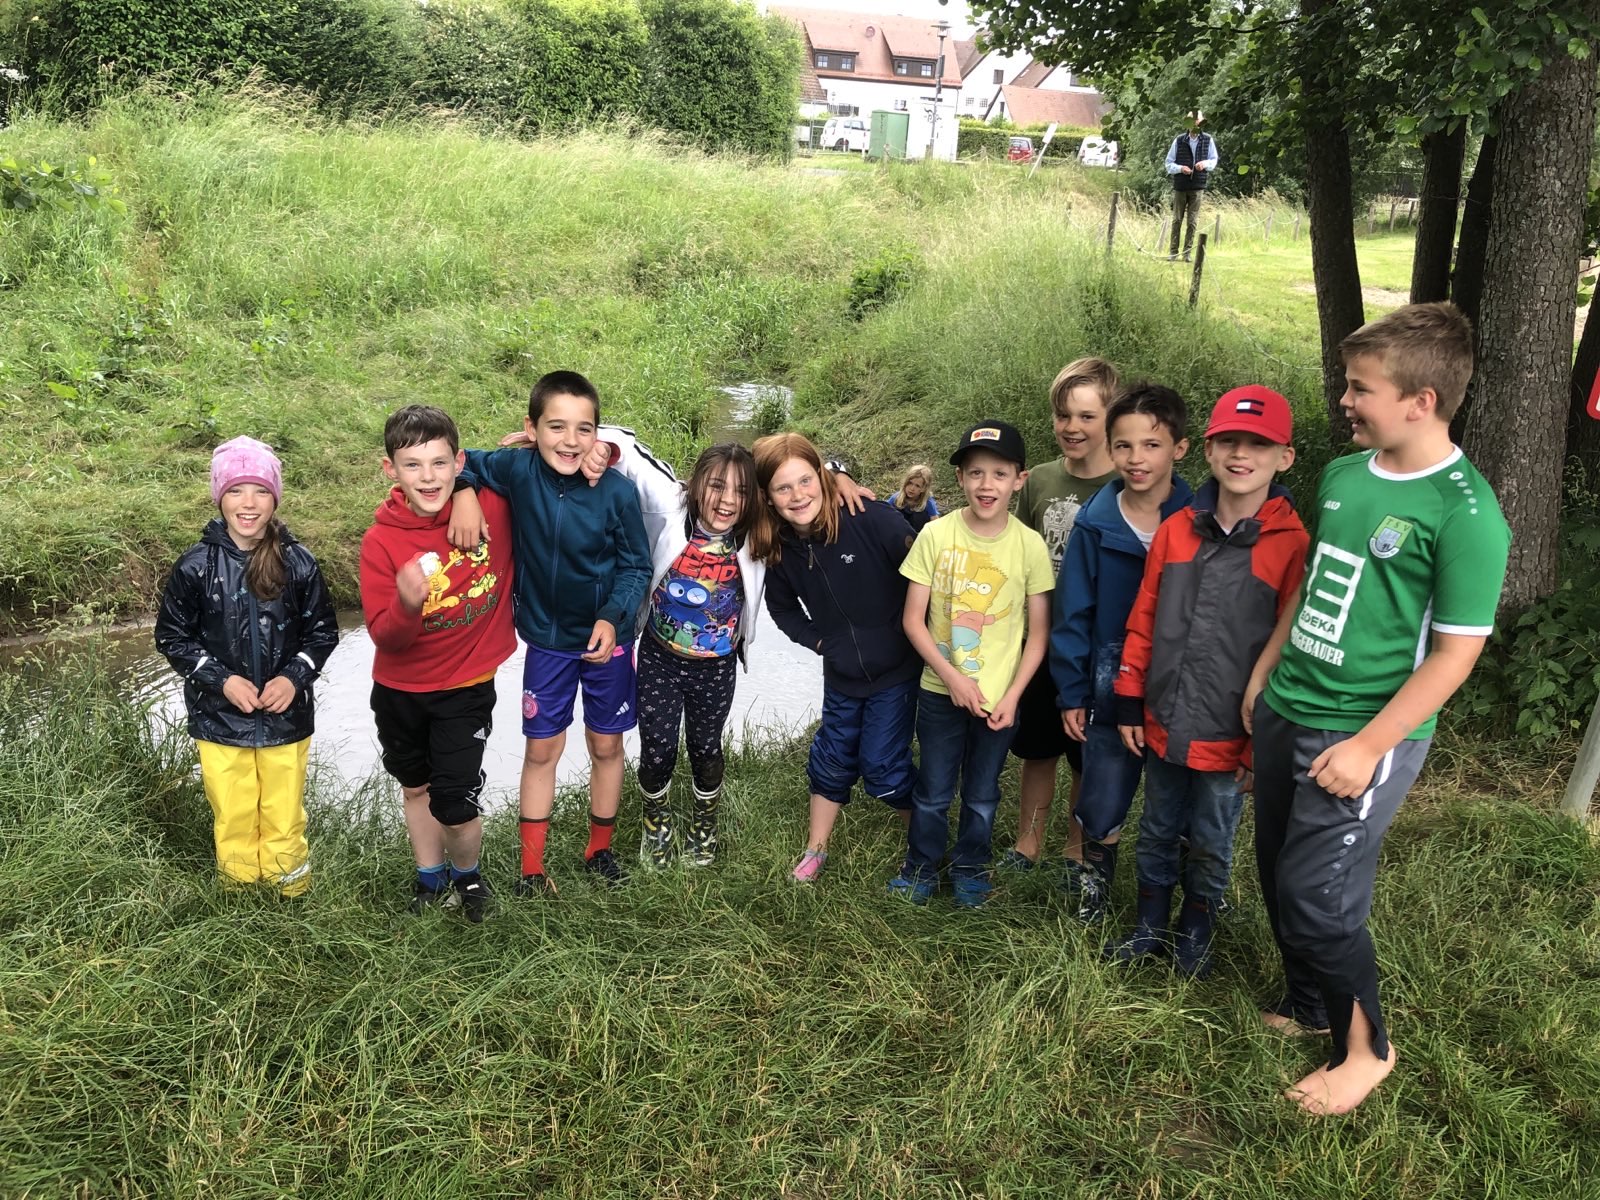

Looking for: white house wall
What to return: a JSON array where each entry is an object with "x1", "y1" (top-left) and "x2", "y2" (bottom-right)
[
  {"x1": 959, "y1": 48, "x2": 1032, "y2": 118},
  {"x1": 817, "y1": 76, "x2": 961, "y2": 160}
]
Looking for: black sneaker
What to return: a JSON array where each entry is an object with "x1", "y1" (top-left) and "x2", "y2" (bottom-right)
[
  {"x1": 515, "y1": 872, "x2": 557, "y2": 898},
  {"x1": 408, "y1": 878, "x2": 451, "y2": 915},
  {"x1": 453, "y1": 873, "x2": 493, "y2": 923},
  {"x1": 585, "y1": 848, "x2": 627, "y2": 888}
]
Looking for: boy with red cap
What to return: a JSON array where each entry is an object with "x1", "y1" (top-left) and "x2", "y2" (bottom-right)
[{"x1": 1107, "y1": 386, "x2": 1308, "y2": 977}]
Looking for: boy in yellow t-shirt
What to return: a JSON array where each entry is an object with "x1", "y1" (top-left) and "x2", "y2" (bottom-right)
[{"x1": 892, "y1": 421, "x2": 1054, "y2": 908}]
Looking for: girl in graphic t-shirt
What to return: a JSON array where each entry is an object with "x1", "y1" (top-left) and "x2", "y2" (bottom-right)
[{"x1": 604, "y1": 434, "x2": 766, "y2": 868}]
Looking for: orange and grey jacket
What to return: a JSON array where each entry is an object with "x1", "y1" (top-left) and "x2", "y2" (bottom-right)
[{"x1": 1113, "y1": 481, "x2": 1310, "y2": 772}]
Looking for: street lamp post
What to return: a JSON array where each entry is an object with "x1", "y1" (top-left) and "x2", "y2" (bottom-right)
[{"x1": 927, "y1": 20, "x2": 950, "y2": 160}]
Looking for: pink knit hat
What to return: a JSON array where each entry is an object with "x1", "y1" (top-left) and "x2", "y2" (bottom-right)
[{"x1": 210, "y1": 436, "x2": 283, "y2": 504}]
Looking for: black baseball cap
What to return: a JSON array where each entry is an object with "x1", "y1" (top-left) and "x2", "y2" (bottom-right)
[{"x1": 950, "y1": 420, "x2": 1027, "y2": 468}]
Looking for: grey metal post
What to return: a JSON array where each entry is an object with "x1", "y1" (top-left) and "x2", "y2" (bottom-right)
[
  {"x1": 1562, "y1": 697, "x2": 1600, "y2": 821},
  {"x1": 1107, "y1": 191, "x2": 1119, "y2": 253},
  {"x1": 1188, "y1": 233, "x2": 1208, "y2": 307}
]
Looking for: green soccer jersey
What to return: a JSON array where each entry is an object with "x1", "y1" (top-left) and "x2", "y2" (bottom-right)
[{"x1": 1265, "y1": 447, "x2": 1511, "y2": 738}]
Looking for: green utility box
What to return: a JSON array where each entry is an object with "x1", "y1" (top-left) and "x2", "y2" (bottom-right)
[{"x1": 868, "y1": 110, "x2": 910, "y2": 161}]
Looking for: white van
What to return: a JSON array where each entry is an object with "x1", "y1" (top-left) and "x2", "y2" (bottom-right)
[
  {"x1": 821, "y1": 117, "x2": 870, "y2": 154},
  {"x1": 1078, "y1": 136, "x2": 1120, "y2": 168}
]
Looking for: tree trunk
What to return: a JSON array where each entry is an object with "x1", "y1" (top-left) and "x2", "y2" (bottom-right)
[
  {"x1": 1569, "y1": 301, "x2": 1600, "y2": 501},
  {"x1": 1463, "y1": 26, "x2": 1600, "y2": 615},
  {"x1": 1299, "y1": 0, "x2": 1366, "y2": 449},
  {"x1": 1449, "y1": 133, "x2": 1497, "y2": 444},
  {"x1": 1410, "y1": 125, "x2": 1464, "y2": 304}
]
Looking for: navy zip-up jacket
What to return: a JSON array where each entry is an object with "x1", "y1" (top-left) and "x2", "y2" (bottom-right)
[
  {"x1": 464, "y1": 447, "x2": 651, "y2": 653},
  {"x1": 1050, "y1": 475, "x2": 1195, "y2": 717},
  {"x1": 764, "y1": 501, "x2": 922, "y2": 698}
]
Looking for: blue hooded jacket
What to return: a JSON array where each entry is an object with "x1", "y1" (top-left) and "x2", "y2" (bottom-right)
[
  {"x1": 1050, "y1": 475, "x2": 1195, "y2": 716},
  {"x1": 464, "y1": 447, "x2": 651, "y2": 653}
]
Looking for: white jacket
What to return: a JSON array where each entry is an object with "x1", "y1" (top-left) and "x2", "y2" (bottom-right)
[{"x1": 601, "y1": 426, "x2": 767, "y2": 658}]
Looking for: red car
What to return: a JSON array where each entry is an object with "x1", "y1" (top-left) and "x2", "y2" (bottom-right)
[{"x1": 1007, "y1": 136, "x2": 1035, "y2": 162}]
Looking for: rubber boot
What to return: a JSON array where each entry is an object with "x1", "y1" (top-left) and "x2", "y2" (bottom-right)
[
  {"x1": 638, "y1": 780, "x2": 673, "y2": 868},
  {"x1": 685, "y1": 784, "x2": 719, "y2": 867},
  {"x1": 1076, "y1": 839, "x2": 1117, "y2": 924},
  {"x1": 1172, "y1": 895, "x2": 1218, "y2": 979},
  {"x1": 1102, "y1": 880, "x2": 1173, "y2": 963}
]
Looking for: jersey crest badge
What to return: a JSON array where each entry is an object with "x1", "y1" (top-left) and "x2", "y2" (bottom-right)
[{"x1": 1369, "y1": 515, "x2": 1413, "y2": 559}]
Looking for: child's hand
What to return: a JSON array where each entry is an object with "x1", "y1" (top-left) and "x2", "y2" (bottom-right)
[
  {"x1": 583, "y1": 619, "x2": 617, "y2": 663},
  {"x1": 1307, "y1": 736, "x2": 1381, "y2": 799},
  {"x1": 448, "y1": 488, "x2": 487, "y2": 551},
  {"x1": 580, "y1": 442, "x2": 612, "y2": 485},
  {"x1": 1241, "y1": 677, "x2": 1266, "y2": 734},
  {"x1": 222, "y1": 675, "x2": 261, "y2": 714},
  {"x1": 1061, "y1": 707, "x2": 1087, "y2": 742},
  {"x1": 1234, "y1": 766, "x2": 1255, "y2": 793},
  {"x1": 947, "y1": 674, "x2": 989, "y2": 718},
  {"x1": 498, "y1": 429, "x2": 532, "y2": 447},
  {"x1": 1118, "y1": 723, "x2": 1145, "y2": 755},
  {"x1": 986, "y1": 694, "x2": 1020, "y2": 731},
  {"x1": 834, "y1": 473, "x2": 878, "y2": 515},
  {"x1": 258, "y1": 676, "x2": 298, "y2": 714},
  {"x1": 396, "y1": 554, "x2": 431, "y2": 612}
]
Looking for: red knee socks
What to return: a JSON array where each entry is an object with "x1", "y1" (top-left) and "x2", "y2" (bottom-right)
[
  {"x1": 519, "y1": 816, "x2": 549, "y2": 877},
  {"x1": 585, "y1": 812, "x2": 616, "y2": 859}
]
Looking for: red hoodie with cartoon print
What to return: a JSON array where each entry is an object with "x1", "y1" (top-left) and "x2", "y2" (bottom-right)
[{"x1": 359, "y1": 487, "x2": 517, "y2": 693}]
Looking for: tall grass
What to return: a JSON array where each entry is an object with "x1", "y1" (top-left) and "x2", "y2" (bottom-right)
[{"x1": 3, "y1": 656, "x2": 1599, "y2": 1197}]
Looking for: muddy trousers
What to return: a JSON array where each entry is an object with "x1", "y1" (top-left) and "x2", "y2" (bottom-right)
[
  {"x1": 195, "y1": 738, "x2": 311, "y2": 895},
  {"x1": 1251, "y1": 701, "x2": 1429, "y2": 1066}
]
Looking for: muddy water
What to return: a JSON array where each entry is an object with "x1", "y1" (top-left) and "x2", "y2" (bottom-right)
[{"x1": 2, "y1": 613, "x2": 822, "y2": 804}]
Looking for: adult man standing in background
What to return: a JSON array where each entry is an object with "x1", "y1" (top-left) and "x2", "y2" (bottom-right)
[{"x1": 1166, "y1": 110, "x2": 1219, "y2": 262}]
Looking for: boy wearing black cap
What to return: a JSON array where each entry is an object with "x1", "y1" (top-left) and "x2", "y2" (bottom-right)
[
  {"x1": 1105, "y1": 386, "x2": 1308, "y2": 976},
  {"x1": 892, "y1": 421, "x2": 1054, "y2": 907}
]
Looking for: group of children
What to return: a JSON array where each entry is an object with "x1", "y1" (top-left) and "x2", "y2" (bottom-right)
[{"x1": 155, "y1": 300, "x2": 1510, "y2": 1115}]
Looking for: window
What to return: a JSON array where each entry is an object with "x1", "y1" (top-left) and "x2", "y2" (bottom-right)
[
  {"x1": 965, "y1": 96, "x2": 975, "y2": 107},
  {"x1": 827, "y1": 102, "x2": 859, "y2": 116},
  {"x1": 815, "y1": 52, "x2": 830, "y2": 68},
  {"x1": 894, "y1": 60, "x2": 908, "y2": 76},
  {"x1": 838, "y1": 55, "x2": 854, "y2": 71},
  {"x1": 919, "y1": 63, "x2": 933, "y2": 77},
  {"x1": 893, "y1": 99, "x2": 908, "y2": 112},
  {"x1": 993, "y1": 68, "x2": 1004, "y2": 84}
]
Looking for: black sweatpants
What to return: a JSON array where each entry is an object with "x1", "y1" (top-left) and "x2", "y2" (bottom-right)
[
  {"x1": 635, "y1": 634, "x2": 738, "y2": 796},
  {"x1": 1252, "y1": 698, "x2": 1430, "y2": 1066}
]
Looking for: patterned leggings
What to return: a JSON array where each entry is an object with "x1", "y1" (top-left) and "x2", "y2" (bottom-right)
[{"x1": 635, "y1": 633, "x2": 738, "y2": 795}]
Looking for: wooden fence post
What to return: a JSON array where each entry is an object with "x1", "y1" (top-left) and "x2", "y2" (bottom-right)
[
  {"x1": 1188, "y1": 233, "x2": 1208, "y2": 307},
  {"x1": 1212, "y1": 213, "x2": 1221, "y2": 245},
  {"x1": 1388, "y1": 198, "x2": 1398, "y2": 232},
  {"x1": 1264, "y1": 213, "x2": 1274, "y2": 244},
  {"x1": 1293, "y1": 213, "x2": 1302, "y2": 241},
  {"x1": 1157, "y1": 218, "x2": 1169, "y2": 253},
  {"x1": 1562, "y1": 696, "x2": 1600, "y2": 821},
  {"x1": 1107, "y1": 191, "x2": 1120, "y2": 254}
]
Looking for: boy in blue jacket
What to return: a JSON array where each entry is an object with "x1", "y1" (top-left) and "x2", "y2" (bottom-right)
[
  {"x1": 454, "y1": 371, "x2": 652, "y2": 895},
  {"x1": 1050, "y1": 383, "x2": 1192, "y2": 923}
]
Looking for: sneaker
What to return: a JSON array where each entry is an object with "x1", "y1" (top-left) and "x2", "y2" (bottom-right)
[
  {"x1": 640, "y1": 804, "x2": 674, "y2": 868},
  {"x1": 453, "y1": 873, "x2": 493, "y2": 924},
  {"x1": 408, "y1": 879, "x2": 451, "y2": 915},
  {"x1": 585, "y1": 848, "x2": 627, "y2": 888},
  {"x1": 791, "y1": 849, "x2": 828, "y2": 884},
  {"x1": 997, "y1": 848, "x2": 1037, "y2": 872},
  {"x1": 887, "y1": 872, "x2": 936, "y2": 905},
  {"x1": 951, "y1": 874, "x2": 994, "y2": 909},
  {"x1": 514, "y1": 872, "x2": 557, "y2": 898}
]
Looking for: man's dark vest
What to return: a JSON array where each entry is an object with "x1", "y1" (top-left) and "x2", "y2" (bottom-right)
[{"x1": 1173, "y1": 132, "x2": 1213, "y2": 192}]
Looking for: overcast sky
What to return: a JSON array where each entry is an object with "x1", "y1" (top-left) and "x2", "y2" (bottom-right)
[{"x1": 772, "y1": 0, "x2": 982, "y2": 39}]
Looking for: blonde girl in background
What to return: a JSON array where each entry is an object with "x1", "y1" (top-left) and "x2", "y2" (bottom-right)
[{"x1": 889, "y1": 463, "x2": 940, "y2": 533}]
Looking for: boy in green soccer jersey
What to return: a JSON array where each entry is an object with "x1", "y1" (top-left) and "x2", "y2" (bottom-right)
[{"x1": 1241, "y1": 302, "x2": 1511, "y2": 1116}]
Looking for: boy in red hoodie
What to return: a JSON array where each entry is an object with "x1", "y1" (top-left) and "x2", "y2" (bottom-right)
[
  {"x1": 1107, "y1": 386, "x2": 1309, "y2": 976},
  {"x1": 359, "y1": 405, "x2": 518, "y2": 922}
]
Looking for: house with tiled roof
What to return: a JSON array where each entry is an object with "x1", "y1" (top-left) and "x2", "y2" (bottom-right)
[
  {"x1": 982, "y1": 60, "x2": 1109, "y2": 128},
  {"x1": 769, "y1": 5, "x2": 963, "y2": 159}
]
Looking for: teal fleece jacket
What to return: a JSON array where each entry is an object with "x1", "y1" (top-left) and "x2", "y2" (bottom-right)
[{"x1": 464, "y1": 447, "x2": 651, "y2": 652}]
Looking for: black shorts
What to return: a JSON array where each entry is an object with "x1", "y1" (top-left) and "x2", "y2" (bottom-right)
[
  {"x1": 371, "y1": 679, "x2": 496, "y2": 793},
  {"x1": 1009, "y1": 665, "x2": 1083, "y2": 772}
]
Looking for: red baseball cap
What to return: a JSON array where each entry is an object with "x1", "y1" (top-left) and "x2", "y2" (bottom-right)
[{"x1": 1204, "y1": 385, "x2": 1293, "y2": 445}]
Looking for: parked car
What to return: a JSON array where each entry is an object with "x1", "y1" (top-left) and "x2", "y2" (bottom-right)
[
  {"x1": 821, "y1": 117, "x2": 870, "y2": 154},
  {"x1": 1007, "y1": 136, "x2": 1035, "y2": 163},
  {"x1": 1078, "y1": 136, "x2": 1120, "y2": 168}
]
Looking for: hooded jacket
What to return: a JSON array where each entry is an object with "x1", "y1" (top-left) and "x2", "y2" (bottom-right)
[
  {"x1": 154, "y1": 519, "x2": 340, "y2": 748},
  {"x1": 463, "y1": 446, "x2": 652, "y2": 653},
  {"x1": 1050, "y1": 475, "x2": 1195, "y2": 716},
  {"x1": 764, "y1": 501, "x2": 921, "y2": 698},
  {"x1": 359, "y1": 486, "x2": 518, "y2": 693},
  {"x1": 1113, "y1": 481, "x2": 1309, "y2": 771}
]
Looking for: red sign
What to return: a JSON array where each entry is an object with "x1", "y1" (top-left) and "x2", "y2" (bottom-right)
[{"x1": 1590, "y1": 363, "x2": 1600, "y2": 421}]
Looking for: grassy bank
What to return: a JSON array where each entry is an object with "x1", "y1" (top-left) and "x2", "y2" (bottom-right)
[
  {"x1": 3, "y1": 657, "x2": 1599, "y2": 1197},
  {"x1": 2, "y1": 93, "x2": 1417, "y2": 632}
]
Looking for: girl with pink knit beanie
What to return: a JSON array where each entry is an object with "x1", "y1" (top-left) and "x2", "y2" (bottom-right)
[{"x1": 154, "y1": 436, "x2": 340, "y2": 895}]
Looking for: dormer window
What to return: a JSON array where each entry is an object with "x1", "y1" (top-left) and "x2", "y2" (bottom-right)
[
  {"x1": 893, "y1": 57, "x2": 936, "y2": 78},
  {"x1": 815, "y1": 51, "x2": 854, "y2": 72}
]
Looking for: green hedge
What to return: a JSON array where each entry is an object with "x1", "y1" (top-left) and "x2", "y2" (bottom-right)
[{"x1": 956, "y1": 120, "x2": 1095, "y2": 161}]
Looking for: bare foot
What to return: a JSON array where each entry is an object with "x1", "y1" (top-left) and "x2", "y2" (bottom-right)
[
  {"x1": 1260, "y1": 1009, "x2": 1330, "y2": 1038},
  {"x1": 1286, "y1": 1044, "x2": 1397, "y2": 1115}
]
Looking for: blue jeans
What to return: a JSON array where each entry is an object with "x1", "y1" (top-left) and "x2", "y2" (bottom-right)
[
  {"x1": 807, "y1": 679, "x2": 918, "y2": 808},
  {"x1": 1135, "y1": 753, "x2": 1245, "y2": 901},
  {"x1": 1075, "y1": 642, "x2": 1144, "y2": 841},
  {"x1": 905, "y1": 688, "x2": 1017, "y2": 881}
]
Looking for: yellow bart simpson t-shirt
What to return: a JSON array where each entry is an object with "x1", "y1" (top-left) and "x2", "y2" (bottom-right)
[{"x1": 900, "y1": 511, "x2": 1054, "y2": 710}]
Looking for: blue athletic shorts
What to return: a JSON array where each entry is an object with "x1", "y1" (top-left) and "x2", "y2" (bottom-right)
[{"x1": 520, "y1": 642, "x2": 638, "y2": 739}]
